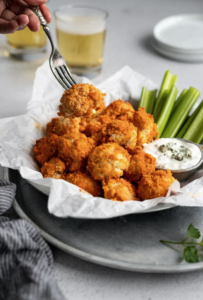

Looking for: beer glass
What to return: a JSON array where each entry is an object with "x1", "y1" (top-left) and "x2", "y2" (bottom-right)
[
  {"x1": 54, "y1": 5, "x2": 108, "y2": 77},
  {"x1": 6, "y1": 25, "x2": 47, "y2": 60}
]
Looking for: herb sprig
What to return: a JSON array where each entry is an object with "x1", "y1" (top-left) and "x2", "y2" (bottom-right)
[{"x1": 160, "y1": 223, "x2": 203, "y2": 263}]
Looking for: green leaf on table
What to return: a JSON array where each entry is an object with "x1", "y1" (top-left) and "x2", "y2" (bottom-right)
[
  {"x1": 183, "y1": 246, "x2": 199, "y2": 263},
  {"x1": 187, "y1": 223, "x2": 201, "y2": 239}
]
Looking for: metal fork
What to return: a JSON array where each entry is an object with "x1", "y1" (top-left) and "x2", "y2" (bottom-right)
[{"x1": 30, "y1": 5, "x2": 77, "y2": 90}]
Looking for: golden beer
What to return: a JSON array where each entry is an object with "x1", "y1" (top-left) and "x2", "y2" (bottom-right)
[
  {"x1": 6, "y1": 26, "x2": 47, "y2": 49},
  {"x1": 55, "y1": 6, "x2": 108, "y2": 75},
  {"x1": 56, "y1": 27, "x2": 106, "y2": 68}
]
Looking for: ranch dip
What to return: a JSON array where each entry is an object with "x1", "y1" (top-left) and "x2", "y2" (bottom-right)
[{"x1": 143, "y1": 138, "x2": 202, "y2": 170}]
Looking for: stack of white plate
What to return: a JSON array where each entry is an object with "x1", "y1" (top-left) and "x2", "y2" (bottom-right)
[{"x1": 152, "y1": 14, "x2": 203, "y2": 62}]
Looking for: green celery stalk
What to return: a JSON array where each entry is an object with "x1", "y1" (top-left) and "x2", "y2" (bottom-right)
[
  {"x1": 156, "y1": 85, "x2": 178, "y2": 136},
  {"x1": 176, "y1": 100, "x2": 203, "y2": 138},
  {"x1": 153, "y1": 70, "x2": 178, "y2": 116},
  {"x1": 183, "y1": 104, "x2": 203, "y2": 144},
  {"x1": 172, "y1": 89, "x2": 188, "y2": 112},
  {"x1": 138, "y1": 87, "x2": 157, "y2": 114},
  {"x1": 154, "y1": 89, "x2": 169, "y2": 122},
  {"x1": 161, "y1": 87, "x2": 200, "y2": 138}
]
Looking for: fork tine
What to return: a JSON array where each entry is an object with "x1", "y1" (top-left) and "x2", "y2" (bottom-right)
[
  {"x1": 61, "y1": 65, "x2": 77, "y2": 85},
  {"x1": 56, "y1": 67, "x2": 72, "y2": 90},
  {"x1": 60, "y1": 66, "x2": 75, "y2": 87}
]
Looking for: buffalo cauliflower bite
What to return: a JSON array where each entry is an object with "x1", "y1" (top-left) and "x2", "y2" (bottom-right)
[
  {"x1": 46, "y1": 117, "x2": 81, "y2": 137},
  {"x1": 41, "y1": 157, "x2": 66, "y2": 179},
  {"x1": 102, "y1": 178, "x2": 140, "y2": 201},
  {"x1": 87, "y1": 143, "x2": 130, "y2": 181},
  {"x1": 33, "y1": 134, "x2": 58, "y2": 165},
  {"x1": 133, "y1": 107, "x2": 159, "y2": 145},
  {"x1": 137, "y1": 169, "x2": 176, "y2": 200},
  {"x1": 58, "y1": 134, "x2": 95, "y2": 172},
  {"x1": 125, "y1": 146, "x2": 156, "y2": 182},
  {"x1": 100, "y1": 120, "x2": 138, "y2": 153},
  {"x1": 102, "y1": 99, "x2": 135, "y2": 118},
  {"x1": 58, "y1": 83, "x2": 106, "y2": 118},
  {"x1": 63, "y1": 171, "x2": 102, "y2": 197}
]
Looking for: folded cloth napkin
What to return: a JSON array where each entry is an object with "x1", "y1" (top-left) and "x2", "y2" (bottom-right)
[{"x1": 0, "y1": 180, "x2": 65, "y2": 300}]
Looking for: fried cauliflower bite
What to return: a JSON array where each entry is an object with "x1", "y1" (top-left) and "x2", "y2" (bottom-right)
[
  {"x1": 58, "y1": 83, "x2": 106, "y2": 118},
  {"x1": 41, "y1": 157, "x2": 66, "y2": 179},
  {"x1": 46, "y1": 117, "x2": 81, "y2": 137},
  {"x1": 100, "y1": 120, "x2": 138, "y2": 153},
  {"x1": 137, "y1": 169, "x2": 177, "y2": 200},
  {"x1": 125, "y1": 146, "x2": 156, "y2": 182},
  {"x1": 63, "y1": 170, "x2": 102, "y2": 197},
  {"x1": 87, "y1": 143, "x2": 130, "y2": 181},
  {"x1": 133, "y1": 107, "x2": 159, "y2": 145},
  {"x1": 33, "y1": 134, "x2": 58, "y2": 165},
  {"x1": 102, "y1": 99, "x2": 135, "y2": 118},
  {"x1": 102, "y1": 178, "x2": 140, "y2": 201},
  {"x1": 58, "y1": 134, "x2": 95, "y2": 172}
]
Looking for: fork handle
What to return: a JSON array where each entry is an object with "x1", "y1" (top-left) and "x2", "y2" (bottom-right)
[
  {"x1": 29, "y1": 5, "x2": 55, "y2": 49},
  {"x1": 29, "y1": 5, "x2": 47, "y2": 27}
]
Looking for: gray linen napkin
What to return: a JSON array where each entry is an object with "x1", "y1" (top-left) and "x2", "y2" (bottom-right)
[{"x1": 0, "y1": 180, "x2": 65, "y2": 300}]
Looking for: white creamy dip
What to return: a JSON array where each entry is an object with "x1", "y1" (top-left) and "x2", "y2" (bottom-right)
[{"x1": 143, "y1": 138, "x2": 202, "y2": 170}]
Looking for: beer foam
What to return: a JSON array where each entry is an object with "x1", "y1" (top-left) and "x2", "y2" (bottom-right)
[{"x1": 56, "y1": 16, "x2": 106, "y2": 35}]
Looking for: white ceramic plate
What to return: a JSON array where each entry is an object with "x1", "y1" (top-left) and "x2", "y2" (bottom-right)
[
  {"x1": 27, "y1": 179, "x2": 176, "y2": 214},
  {"x1": 153, "y1": 14, "x2": 203, "y2": 53}
]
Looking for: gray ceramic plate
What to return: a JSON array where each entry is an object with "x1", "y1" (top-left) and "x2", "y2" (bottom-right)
[{"x1": 5, "y1": 168, "x2": 203, "y2": 273}]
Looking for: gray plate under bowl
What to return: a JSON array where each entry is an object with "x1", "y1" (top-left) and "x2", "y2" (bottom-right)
[{"x1": 5, "y1": 168, "x2": 203, "y2": 273}]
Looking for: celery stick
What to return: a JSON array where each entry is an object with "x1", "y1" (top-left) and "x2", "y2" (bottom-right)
[
  {"x1": 138, "y1": 87, "x2": 157, "y2": 114},
  {"x1": 153, "y1": 89, "x2": 169, "y2": 122},
  {"x1": 156, "y1": 85, "x2": 178, "y2": 136},
  {"x1": 161, "y1": 87, "x2": 200, "y2": 138},
  {"x1": 153, "y1": 70, "x2": 178, "y2": 116},
  {"x1": 176, "y1": 100, "x2": 203, "y2": 138},
  {"x1": 172, "y1": 89, "x2": 188, "y2": 112},
  {"x1": 183, "y1": 105, "x2": 203, "y2": 143}
]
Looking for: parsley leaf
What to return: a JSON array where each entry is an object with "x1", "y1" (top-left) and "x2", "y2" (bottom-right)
[
  {"x1": 187, "y1": 224, "x2": 201, "y2": 239},
  {"x1": 183, "y1": 246, "x2": 199, "y2": 263}
]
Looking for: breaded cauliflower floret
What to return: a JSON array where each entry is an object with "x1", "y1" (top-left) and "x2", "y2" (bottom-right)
[
  {"x1": 87, "y1": 143, "x2": 130, "y2": 181},
  {"x1": 33, "y1": 134, "x2": 58, "y2": 165},
  {"x1": 100, "y1": 120, "x2": 138, "y2": 153},
  {"x1": 133, "y1": 107, "x2": 159, "y2": 145},
  {"x1": 63, "y1": 170, "x2": 102, "y2": 197},
  {"x1": 137, "y1": 169, "x2": 177, "y2": 200},
  {"x1": 102, "y1": 178, "x2": 140, "y2": 201},
  {"x1": 41, "y1": 157, "x2": 66, "y2": 179},
  {"x1": 46, "y1": 117, "x2": 81, "y2": 137},
  {"x1": 58, "y1": 83, "x2": 106, "y2": 118},
  {"x1": 102, "y1": 99, "x2": 135, "y2": 119},
  {"x1": 58, "y1": 134, "x2": 95, "y2": 172},
  {"x1": 125, "y1": 146, "x2": 156, "y2": 182}
]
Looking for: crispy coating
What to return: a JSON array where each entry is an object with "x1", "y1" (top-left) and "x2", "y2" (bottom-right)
[
  {"x1": 58, "y1": 133, "x2": 95, "y2": 172},
  {"x1": 125, "y1": 146, "x2": 156, "y2": 182},
  {"x1": 133, "y1": 107, "x2": 159, "y2": 145},
  {"x1": 87, "y1": 143, "x2": 130, "y2": 181},
  {"x1": 102, "y1": 99, "x2": 135, "y2": 118},
  {"x1": 46, "y1": 117, "x2": 81, "y2": 137},
  {"x1": 63, "y1": 171, "x2": 102, "y2": 197},
  {"x1": 58, "y1": 83, "x2": 106, "y2": 118},
  {"x1": 102, "y1": 178, "x2": 140, "y2": 201},
  {"x1": 137, "y1": 169, "x2": 176, "y2": 200},
  {"x1": 41, "y1": 157, "x2": 66, "y2": 179},
  {"x1": 33, "y1": 134, "x2": 58, "y2": 165},
  {"x1": 100, "y1": 120, "x2": 138, "y2": 153}
]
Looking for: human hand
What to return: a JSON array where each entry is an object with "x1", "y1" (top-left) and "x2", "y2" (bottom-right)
[{"x1": 0, "y1": 0, "x2": 51, "y2": 34}]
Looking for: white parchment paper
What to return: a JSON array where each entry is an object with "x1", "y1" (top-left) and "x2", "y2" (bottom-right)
[{"x1": 1, "y1": 60, "x2": 203, "y2": 219}]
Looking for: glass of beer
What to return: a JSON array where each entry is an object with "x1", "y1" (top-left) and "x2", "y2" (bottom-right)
[
  {"x1": 6, "y1": 26, "x2": 47, "y2": 60},
  {"x1": 54, "y1": 5, "x2": 108, "y2": 77}
]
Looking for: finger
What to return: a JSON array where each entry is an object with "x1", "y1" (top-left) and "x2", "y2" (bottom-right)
[
  {"x1": 23, "y1": 0, "x2": 48, "y2": 4},
  {"x1": 0, "y1": 18, "x2": 19, "y2": 34},
  {"x1": 39, "y1": 4, "x2": 52, "y2": 23}
]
